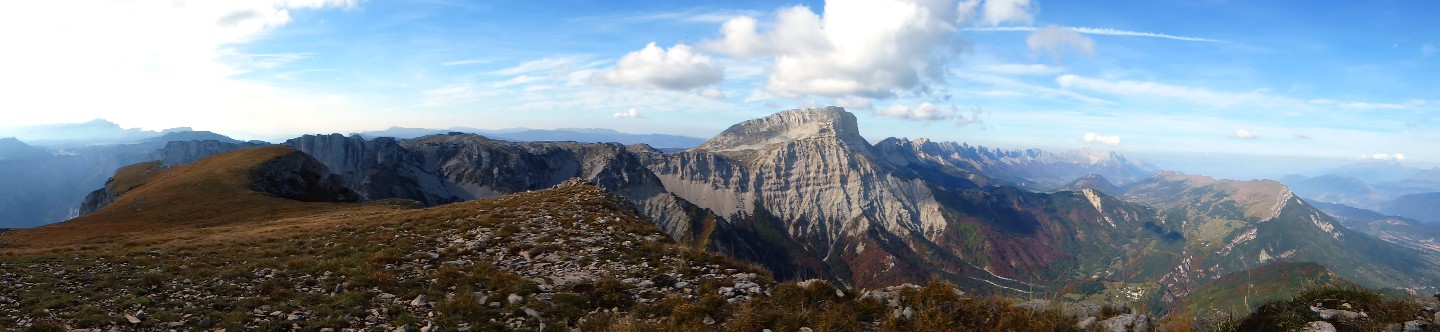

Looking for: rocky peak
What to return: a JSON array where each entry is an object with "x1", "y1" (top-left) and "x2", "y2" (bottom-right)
[{"x1": 694, "y1": 106, "x2": 869, "y2": 160}]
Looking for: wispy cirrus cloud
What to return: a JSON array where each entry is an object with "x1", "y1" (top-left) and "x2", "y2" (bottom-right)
[
  {"x1": 969, "y1": 26, "x2": 1227, "y2": 43},
  {"x1": 1056, "y1": 74, "x2": 1269, "y2": 107}
]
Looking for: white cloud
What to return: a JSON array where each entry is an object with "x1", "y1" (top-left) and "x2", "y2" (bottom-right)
[
  {"x1": 442, "y1": 59, "x2": 492, "y2": 66},
  {"x1": 0, "y1": 0, "x2": 362, "y2": 134},
  {"x1": 1083, "y1": 132, "x2": 1120, "y2": 146},
  {"x1": 1230, "y1": 129, "x2": 1260, "y2": 139},
  {"x1": 1308, "y1": 99, "x2": 1418, "y2": 110},
  {"x1": 699, "y1": 0, "x2": 969, "y2": 98},
  {"x1": 592, "y1": 42, "x2": 724, "y2": 90},
  {"x1": 835, "y1": 96, "x2": 874, "y2": 110},
  {"x1": 968, "y1": 26, "x2": 1226, "y2": 43},
  {"x1": 1360, "y1": 153, "x2": 1405, "y2": 161},
  {"x1": 956, "y1": 71, "x2": 1107, "y2": 103},
  {"x1": 1027, "y1": 26, "x2": 1095, "y2": 62},
  {"x1": 979, "y1": 0, "x2": 1034, "y2": 26},
  {"x1": 1056, "y1": 74, "x2": 1267, "y2": 107},
  {"x1": 877, "y1": 102, "x2": 957, "y2": 121},
  {"x1": 1424, "y1": 43, "x2": 1436, "y2": 57},
  {"x1": 956, "y1": 105, "x2": 988, "y2": 126},
  {"x1": 976, "y1": 63, "x2": 1063, "y2": 75},
  {"x1": 613, "y1": 108, "x2": 643, "y2": 119},
  {"x1": 490, "y1": 56, "x2": 589, "y2": 76},
  {"x1": 698, "y1": 86, "x2": 727, "y2": 99}
]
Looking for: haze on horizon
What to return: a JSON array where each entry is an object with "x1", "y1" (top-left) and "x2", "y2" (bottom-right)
[{"x1": 1, "y1": 0, "x2": 1436, "y2": 179}]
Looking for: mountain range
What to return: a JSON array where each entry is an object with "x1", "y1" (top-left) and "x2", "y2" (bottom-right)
[
  {"x1": 2, "y1": 106, "x2": 1438, "y2": 328},
  {"x1": 355, "y1": 126, "x2": 707, "y2": 149},
  {"x1": 1281, "y1": 163, "x2": 1440, "y2": 224}
]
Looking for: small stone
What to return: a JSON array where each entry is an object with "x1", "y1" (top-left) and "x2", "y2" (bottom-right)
[
  {"x1": 411, "y1": 294, "x2": 430, "y2": 306},
  {"x1": 125, "y1": 315, "x2": 142, "y2": 324},
  {"x1": 703, "y1": 316, "x2": 716, "y2": 326},
  {"x1": 1076, "y1": 316, "x2": 1097, "y2": 330},
  {"x1": 523, "y1": 307, "x2": 541, "y2": 318},
  {"x1": 1405, "y1": 320, "x2": 1430, "y2": 332},
  {"x1": 1300, "y1": 321, "x2": 1337, "y2": 332},
  {"x1": 507, "y1": 293, "x2": 524, "y2": 304},
  {"x1": 799, "y1": 328, "x2": 814, "y2": 332}
]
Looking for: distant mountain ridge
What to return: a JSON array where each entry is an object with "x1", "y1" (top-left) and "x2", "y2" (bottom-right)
[
  {"x1": 0, "y1": 119, "x2": 193, "y2": 147},
  {"x1": 355, "y1": 126, "x2": 707, "y2": 149},
  {"x1": 1382, "y1": 192, "x2": 1440, "y2": 224},
  {"x1": 0, "y1": 132, "x2": 265, "y2": 227}
]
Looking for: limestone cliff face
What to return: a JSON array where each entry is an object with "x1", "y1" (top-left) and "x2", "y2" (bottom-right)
[
  {"x1": 286, "y1": 134, "x2": 454, "y2": 205},
  {"x1": 669, "y1": 107, "x2": 948, "y2": 248},
  {"x1": 288, "y1": 133, "x2": 713, "y2": 241}
]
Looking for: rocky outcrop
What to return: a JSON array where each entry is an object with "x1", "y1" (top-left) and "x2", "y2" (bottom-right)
[
  {"x1": 78, "y1": 187, "x2": 116, "y2": 216},
  {"x1": 247, "y1": 152, "x2": 358, "y2": 203}
]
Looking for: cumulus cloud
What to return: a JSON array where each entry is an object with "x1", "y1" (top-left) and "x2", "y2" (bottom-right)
[
  {"x1": 835, "y1": 96, "x2": 875, "y2": 110},
  {"x1": 699, "y1": 0, "x2": 970, "y2": 98},
  {"x1": 1360, "y1": 153, "x2": 1405, "y2": 161},
  {"x1": 877, "y1": 102, "x2": 957, "y2": 121},
  {"x1": 1027, "y1": 26, "x2": 1094, "y2": 62},
  {"x1": 592, "y1": 42, "x2": 724, "y2": 90},
  {"x1": 1229, "y1": 129, "x2": 1260, "y2": 139},
  {"x1": 1083, "y1": 132, "x2": 1120, "y2": 146},
  {"x1": 979, "y1": 0, "x2": 1034, "y2": 26},
  {"x1": 613, "y1": 108, "x2": 643, "y2": 119}
]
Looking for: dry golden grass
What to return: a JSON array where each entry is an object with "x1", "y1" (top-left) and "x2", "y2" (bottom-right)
[{"x1": 0, "y1": 146, "x2": 401, "y2": 256}]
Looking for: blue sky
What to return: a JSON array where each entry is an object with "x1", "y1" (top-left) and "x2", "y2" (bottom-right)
[{"x1": 1, "y1": 0, "x2": 1436, "y2": 177}]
